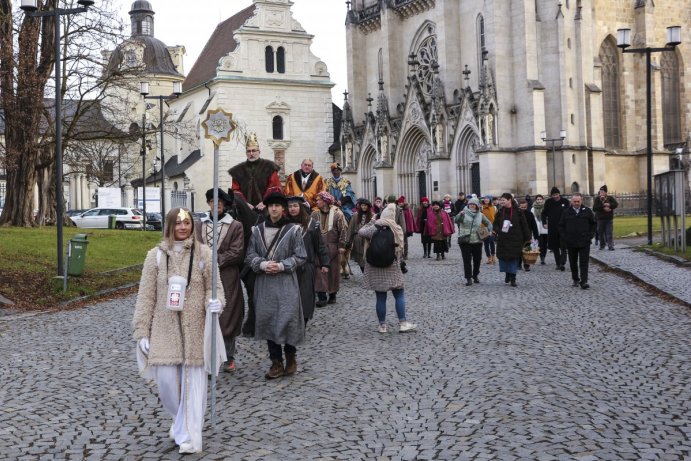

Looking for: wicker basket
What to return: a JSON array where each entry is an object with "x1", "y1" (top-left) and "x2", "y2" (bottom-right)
[{"x1": 522, "y1": 244, "x2": 539, "y2": 266}]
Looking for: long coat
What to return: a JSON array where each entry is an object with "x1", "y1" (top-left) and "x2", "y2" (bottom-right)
[
  {"x1": 493, "y1": 204, "x2": 531, "y2": 260},
  {"x1": 558, "y1": 206, "x2": 597, "y2": 248},
  {"x1": 284, "y1": 171, "x2": 326, "y2": 211},
  {"x1": 347, "y1": 210, "x2": 374, "y2": 268},
  {"x1": 312, "y1": 206, "x2": 348, "y2": 294},
  {"x1": 358, "y1": 220, "x2": 404, "y2": 291},
  {"x1": 133, "y1": 238, "x2": 223, "y2": 367},
  {"x1": 298, "y1": 218, "x2": 329, "y2": 321},
  {"x1": 195, "y1": 213, "x2": 245, "y2": 339},
  {"x1": 541, "y1": 196, "x2": 570, "y2": 250},
  {"x1": 426, "y1": 208, "x2": 454, "y2": 239},
  {"x1": 246, "y1": 221, "x2": 307, "y2": 346},
  {"x1": 415, "y1": 205, "x2": 431, "y2": 236}
]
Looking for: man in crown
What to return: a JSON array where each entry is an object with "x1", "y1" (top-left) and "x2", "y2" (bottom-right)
[
  {"x1": 283, "y1": 158, "x2": 326, "y2": 211},
  {"x1": 228, "y1": 132, "x2": 282, "y2": 212}
]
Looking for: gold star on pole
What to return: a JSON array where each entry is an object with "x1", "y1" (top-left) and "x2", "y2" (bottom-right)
[{"x1": 202, "y1": 109, "x2": 236, "y2": 146}]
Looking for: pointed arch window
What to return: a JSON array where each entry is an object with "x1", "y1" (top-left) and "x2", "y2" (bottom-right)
[
  {"x1": 277, "y1": 47, "x2": 285, "y2": 74},
  {"x1": 272, "y1": 116, "x2": 284, "y2": 140},
  {"x1": 660, "y1": 52, "x2": 681, "y2": 145},
  {"x1": 477, "y1": 15, "x2": 486, "y2": 69},
  {"x1": 265, "y1": 46, "x2": 275, "y2": 73},
  {"x1": 599, "y1": 39, "x2": 621, "y2": 148}
]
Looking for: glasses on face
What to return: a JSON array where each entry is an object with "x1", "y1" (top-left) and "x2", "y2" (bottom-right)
[{"x1": 247, "y1": 149, "x2": 259, "y2": 154}]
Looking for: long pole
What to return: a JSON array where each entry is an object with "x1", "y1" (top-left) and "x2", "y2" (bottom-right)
[
  {"x1": 645, "y1": 49, "x2": 653, "y2": 245},
  {"x1": 210, "y1": 142, "x2": 220, "y2": 427},
  {"x1": 141, "y1": 113, "x2": 147, "y2": 230},
  {"x1": 54, "y1": 9, "x2": 64, "y2": 276},
  {"x1": 551, "y1": 143, "x2": 556, "y2": 188},
  {"x1": 159, "y1": 101, "x2": 166, "y2": 224}
]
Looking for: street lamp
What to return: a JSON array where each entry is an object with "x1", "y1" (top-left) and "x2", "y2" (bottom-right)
[
  {"x1": 540, "y1": 129, "x2": 566, "y2": 189},
  {"x1": 617, "y1": 25, "x2": 681, "y2": 245},
  {"x1": 140, "y1": 81, "x2": 182, "y2": 222},
  {"x1": 20, "y1": 0, "x2": 95, "y2": 276},
  {"x1": 140, "y1": 113, "x2": 148, "y2": 230}
]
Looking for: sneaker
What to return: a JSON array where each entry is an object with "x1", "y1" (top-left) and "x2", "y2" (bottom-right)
[
  {"x1": 378, "y1": 324, "x2": 387, "y2": 334},
  {"x1": 179, "y1": 442, "x2": 200, "y2": 454},
  {"x1": 224, "y1": 360, "x2": 236, "y2": 373},
  {"x1": 398, "y1": 321, "x2": 417, "y2": 333}
]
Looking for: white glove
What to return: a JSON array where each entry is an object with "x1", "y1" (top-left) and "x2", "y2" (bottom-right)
[
  {"x1": 207, "y1": 298, "x2": 222, "y2": 314},
  {"x1": 139, "y1": 338, "x2": 150, "y2": 355}
]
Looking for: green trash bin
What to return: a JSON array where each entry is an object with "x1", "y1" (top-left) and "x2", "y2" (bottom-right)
[
  {"x1": 108, "y1": 215, "x2": 117, "y2": 229},
  {"x1": 67, "y1": 234, "x2": 89, "y2": 276}
]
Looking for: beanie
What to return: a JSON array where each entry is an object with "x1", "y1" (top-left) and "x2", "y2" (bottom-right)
[{"x1": 599, "y1": 185, "x2": 608, "y2": 193}]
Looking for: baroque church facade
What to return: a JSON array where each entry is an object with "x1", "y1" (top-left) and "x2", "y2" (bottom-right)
[{"x1": 341, "y1": 0, "x2": 690, "y2": 201}]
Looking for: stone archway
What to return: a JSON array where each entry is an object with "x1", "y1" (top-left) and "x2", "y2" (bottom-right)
[
  {"x1": 454, "y1": 126, "x2": 481, "y2": 195},
  {"x1": 396, "y1": 127, "x2": 432, "y2": 202},
  {"x1": 359, "y1": 147, "x2": 377, "y2": 200}
]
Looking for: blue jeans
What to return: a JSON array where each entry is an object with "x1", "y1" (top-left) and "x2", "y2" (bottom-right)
[{"x1": 375, "y1": 288, "x2": 406, "y2": 323}]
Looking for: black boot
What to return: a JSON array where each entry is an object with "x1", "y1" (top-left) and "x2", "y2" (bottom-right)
[
  {"x1": 436, "y1": 254, "x2": 441, "y2": 261},
  {"x1": 510, "y1": 274, "x2": 517, "y2": 287},
  {"x1": 473, "y1": 276, "x2": 480, "y2": 284},
  {"x1": 465, "y1": 278, "x2": 473, "y2": 286},
  {"x1": 504, "y1": 273, "x2": 510, "y2": 283},
  {"x1": 327, "y1": 293, "x2": 337, "y2": 304},
  {"x1": 316, "y1": 293, "x2": 328, "y2": 307}
]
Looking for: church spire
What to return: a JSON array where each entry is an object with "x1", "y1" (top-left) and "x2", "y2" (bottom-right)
[{"x1": 130, "y1": 1, "x2": 155, "y2": 37}]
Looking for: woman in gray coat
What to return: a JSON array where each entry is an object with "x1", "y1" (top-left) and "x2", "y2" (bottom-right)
[
  {"x1": 245, "y1": 192, "x2": 307, "y2": 379},
  {"x1": 359, "y1": 203, "x2": 417, "y2": 334}
]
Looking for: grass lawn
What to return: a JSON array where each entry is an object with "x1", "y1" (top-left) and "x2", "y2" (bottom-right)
[
  {"x1": 613, "y1": 215, "x2": 691, "y2": 238},
  {"x1": 0, "y1": 227, "x2": 161, "y2": 309}
]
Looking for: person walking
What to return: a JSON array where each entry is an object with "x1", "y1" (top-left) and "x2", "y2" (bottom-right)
[
  {"x1": 245, "y1": 191, "x2": 307, "y2": 379},
  {"x1": 530, "y1": 194, "x2": 549, "y2": 265},
  {"x1": 286, "y1": 196, "x2": 329, "y2": 325},
  {"x1": 312, "y1": 191, "x2": 348, "y2": 306},
  {"x1": 398, "y1": 196, "x2": 417, "y2": 260},
  {"x1": 133, "y1": 208, "x2": 224, "y2": 454},
  {"x1": 592, "y1": 185, "x2": 618, "y2": 251},
  {"x1": 426, "y1": 200, "x2": 454, "y2": 260},
  {"x1": 493, "y1": 194, "x2": 531, "y2": 287},
  {"x1": 454, "y1": 198, "x2": 492, "y2": 285},
  {"x1": 196, "y1": 189, "x2": 245, "y2": 373},
  {"x1": 481, "y1": 195, "x2": 497, "y2": 264},
  {"x1": 415, "y1": 197, "x2": 433, "y2": 258},
  {"x1": 542, "y1": 187, "x2": 570, "y2": 270},
  {"x1": 358, "y1": 203, "x2": 417, "y2": 334},
  {"x1": 559, "y1": 192, "x2": 597, "y2": 289},
  {"x1": 518, "y1": 198, "x2": 540, "y2": 271},
  {"x1": 346, "y1": 198, "x2": 375, "y2": 272}
]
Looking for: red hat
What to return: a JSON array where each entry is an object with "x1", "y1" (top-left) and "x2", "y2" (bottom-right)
[
  {"x1": 420, "y1": 196, "x2": 429, "y2": 203},
  {"x1": 397, "y1": 195, "x2": 406, "y2": 204}
]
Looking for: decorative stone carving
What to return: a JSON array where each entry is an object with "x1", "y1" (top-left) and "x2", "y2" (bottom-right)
[{"x1": 266, "y1": 11, "x2": 284, "y2": 28}]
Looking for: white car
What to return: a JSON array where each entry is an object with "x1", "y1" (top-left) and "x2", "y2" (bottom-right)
[{"x1": 70, "y1": 207, "x2": 144, "y2": 229}]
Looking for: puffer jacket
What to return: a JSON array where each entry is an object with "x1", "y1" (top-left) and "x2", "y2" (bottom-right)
[
  {"x1": 454, "y1": 209, "x2": 492, "y2": 244},
  {"x1": 132, "y1": 237, "x2": 223, "y2": 367}
]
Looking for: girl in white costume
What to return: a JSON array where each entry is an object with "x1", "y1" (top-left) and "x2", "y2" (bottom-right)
[{"x1": 133, "y1": 208, "x2": 224, "y2": 454}]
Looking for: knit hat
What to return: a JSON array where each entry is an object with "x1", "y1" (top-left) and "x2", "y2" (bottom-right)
[
  {"x1": 420, "y1": 196, "x2": 430, "y2": 204},
  {"x1": 397, "y1": 195, "x2": 406, "y2": 204},
  {"x1": 599, "y1": 185, "x2": 608, "y2": 193},
  {"x1": 386, "y1": 194, "x2": 397, "y2": 203},
  {"x1": 263, "y1": 191, "x2": 288, "y2": 208},
  {"x1": 380, "y1": 203, "x2": 397, "y2": 220},
  {"x1": 468, "y1": 198, "x2": 481, "y2": 208},
  {"x1": 205, "y1": 188, "x2": 234, "y2": 205},
  {"x1": 550, "y1": 187, "x2": 560, "y2": 195}
]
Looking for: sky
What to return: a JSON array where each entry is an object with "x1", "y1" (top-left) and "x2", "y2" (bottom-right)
[{"x1": 114, "y1": 0, "x2": 348, "y2": 103}]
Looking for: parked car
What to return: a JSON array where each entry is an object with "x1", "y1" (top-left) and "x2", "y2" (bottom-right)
[
  {"x1": 145, "y1": 212, "x2": 163, "y2": 231},
  {"x1": 66, "y1": 209, "x2": 87, "y2": 217},
  {"x1": 70, "y1": 207, "x2": 144, "y2": 229}
]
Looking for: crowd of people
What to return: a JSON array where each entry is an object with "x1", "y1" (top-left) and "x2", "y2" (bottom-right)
[{"x1": 132, "y1": 133, "x2": 618, "y2": 453}]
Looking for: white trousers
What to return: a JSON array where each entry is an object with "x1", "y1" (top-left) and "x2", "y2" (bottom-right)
[{"x1": 154, "y1": 365, "x2": 206, "y2": 451}]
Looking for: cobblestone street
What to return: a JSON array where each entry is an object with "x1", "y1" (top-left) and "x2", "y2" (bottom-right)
[{"x1": 1, "y1": 240, "x2": 690, "y2": 460}]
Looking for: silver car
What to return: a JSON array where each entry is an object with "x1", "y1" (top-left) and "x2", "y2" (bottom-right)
[{"x1": 70, "y1": 207, "x2": 144, "y2": 229}]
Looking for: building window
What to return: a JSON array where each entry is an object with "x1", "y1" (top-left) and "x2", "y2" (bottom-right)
[
  {"x1": 415, "y1": 36, "x2": 438, "y2": 96},
  {"x1": 477, "y1": 14, "x2": 486, "y2": 69},
  {"x1": 599, "y1": 39, "x2": 621, "y2": 149},
  {"x1": 277, "y1": 47, "x2": 285, "y2": 74},
  {"x1": 104, "y1": 161, "x2": 114, "y2": 182},
  {"x1": 272, "y1": 116, "x2": 284, "y2": 140},
  {"x1": 265, "y1": 46, "x2": 275, "y2": 73},
  {"x1": 661, "y1": 52, "x2": 681, "y2": 145}
]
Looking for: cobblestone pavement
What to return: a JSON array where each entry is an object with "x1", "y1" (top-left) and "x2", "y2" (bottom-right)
[{"x1": 1, "y1": 239, "x2": 690, "y2": 460}]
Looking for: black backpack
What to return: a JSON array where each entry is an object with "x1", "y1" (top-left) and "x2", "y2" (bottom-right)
[{"x1": 366, "y1": 225, "x2": 396, "y2": 268}]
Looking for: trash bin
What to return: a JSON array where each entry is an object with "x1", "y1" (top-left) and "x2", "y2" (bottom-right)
[
  {"x1": 108, "y1": 215, "x2": 117, "y2": 229},
  {"x1": 67, "y1": 234, "x2": 89, "y2": 276}
]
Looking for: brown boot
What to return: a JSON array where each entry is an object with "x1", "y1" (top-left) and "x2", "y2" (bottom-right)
[
  {"x1": 284, "y1": 352, "x2": 297, "y2": 376},
  {"x1": 265, "y1": 359, "x2": 284, "y2": 379}
]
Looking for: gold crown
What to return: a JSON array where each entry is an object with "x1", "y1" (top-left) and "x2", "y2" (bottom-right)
[{"x1": 245, "y1": 132, "x2": 259, "y2": 149}]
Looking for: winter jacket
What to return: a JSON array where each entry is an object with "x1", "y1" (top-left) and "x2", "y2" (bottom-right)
[
  {"x1": 493, "y1": 204, "x2": 531, "y2": 260},
  {"x1": 454, "y1": 210, "x2": 492, "y2": 244},
  {"x1": 592, "y1": 195, "x2": 619, "y2": 221},
  {"x1": 133, "y1": 238, "x2": 223, "y2": 367},
  {"x1": 542, "y1": 196, "x2": 570, "y2": 250},
  {"x1": 558, "y1": 206, "x2": 597, "y2": 248}
]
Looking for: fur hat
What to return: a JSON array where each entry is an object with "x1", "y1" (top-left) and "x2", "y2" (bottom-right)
[
  {"x1": 205, "y1": 188, "x2": 234, "y2": 205},
  {"x1": 263, "y1": 191, "x2": 288, "y2": 208},
  {"x1": 550, "y1": 187, "x2": 560, "y2": 195},
  {"x1": 599, "y1": 185, "x2": 608, "y2": 193}
]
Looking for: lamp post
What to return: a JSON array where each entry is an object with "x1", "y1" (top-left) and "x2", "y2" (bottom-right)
[
  {"x1": 140, "y1": 81, "x2": 182, "y2": 222},
  {"x1": 20, "y1": 0, "x2": 94, "y2": 276},
  {"x1": 541, "y1": 130, "x2": 566, "y2": 189},
  {"x1": 616, "y1": 25, "x2": 682, "y2": 246},
  {"x1": 140, "y1": 113, "x2": 147, "y2": 230}
]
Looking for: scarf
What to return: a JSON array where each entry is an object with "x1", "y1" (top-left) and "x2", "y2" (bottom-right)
[
  {"x1": 319, "y1": 206, "x2": 337, "y2": 234},
  {"x1": 532, "y1": 202, "x2": 544, "y2": 220}
]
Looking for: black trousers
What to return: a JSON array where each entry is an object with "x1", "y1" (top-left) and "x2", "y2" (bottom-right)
[
  {"x1": 459, "y1": 243, "x2": 483, "y2": 279},
  {"x1": 241, "y1": 269, "x2": 256, "y2": 336},
  {"x1": 553, "y1": 244, "x2": 567, "y2": 267},
  {"x1": 567, "y1": 246, "x2": 590, "y2": 283},
  {"x1": 267, "y1": 340, "x2": 296, "y2": 361}
]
